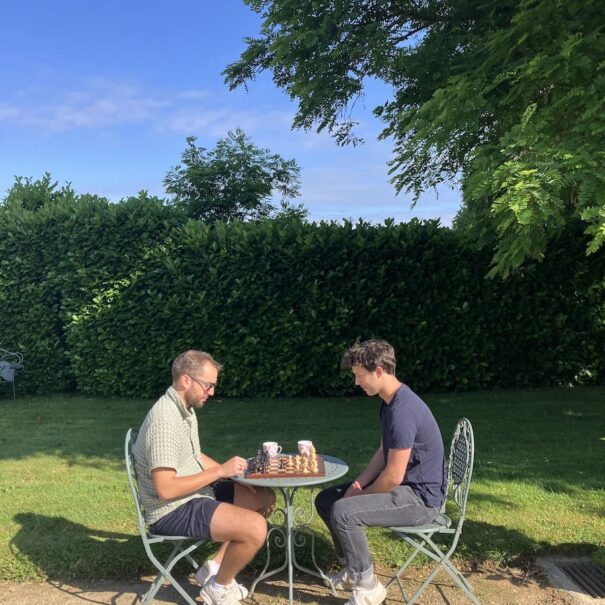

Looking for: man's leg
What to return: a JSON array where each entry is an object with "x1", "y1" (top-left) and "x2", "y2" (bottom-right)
[
  {"x1": 331, "y1": 486, "x2": 438, "y2": 584},
  {"x1": 234, "y1": 483, "x2": 276, "y2": 516},
  {"x1": 211, "y1": 484, "x2": 275, "y2": 566},
  {"x1": 209, "y1": 502, "x2": 267, "y2": 585},
  {"x1": 315, "y1": 482, "x2": 352, "y2": 560}
]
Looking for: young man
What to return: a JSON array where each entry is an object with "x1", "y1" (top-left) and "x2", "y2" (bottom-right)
[
  {"x1": 133, "y1": 350, "x2": 274, "y2": 605},
  {"x1": 315, "y1": 340, "x2": 446, "y2": 605}
]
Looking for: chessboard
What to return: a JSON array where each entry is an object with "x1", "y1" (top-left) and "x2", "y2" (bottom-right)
[{"x1": 245, "y1": 453, "x2": 326, "y2": 479}]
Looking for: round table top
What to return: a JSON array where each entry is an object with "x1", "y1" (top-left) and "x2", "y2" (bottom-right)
[{"x1": 234, "y1": 454, "x2": 349, "y2": 488}]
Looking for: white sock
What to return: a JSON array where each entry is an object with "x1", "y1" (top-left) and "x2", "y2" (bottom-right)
[
  {"x1": 210, "y1": 576, "x2": 225, "y2": 590},
  {"x1": 359, "y1": 573, "x2": 376, "y2": 590},
  {"x1": 207, "y1": 559, "x2": 220, "y2": 575}
]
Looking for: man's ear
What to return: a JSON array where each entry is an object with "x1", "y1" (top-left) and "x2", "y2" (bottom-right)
[
  {"x1": 375, "y1": 366, "x2": 384, "y2": 378},
  {"x1": 175, "y1": 374, "x2": 190, "y2": 390}
]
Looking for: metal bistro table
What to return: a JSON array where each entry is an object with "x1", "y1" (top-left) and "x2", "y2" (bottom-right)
[{"x1": 236, "y1": 454, "x2": 349, "y2": 605}]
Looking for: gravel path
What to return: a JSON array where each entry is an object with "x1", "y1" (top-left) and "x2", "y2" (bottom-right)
[{"x1": 0, "y1": 564, "x2": 576, "y2": 605}]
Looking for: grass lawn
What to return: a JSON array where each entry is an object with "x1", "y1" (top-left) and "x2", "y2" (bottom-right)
[{"x1": 0, "y1": 386, "x2": 603, "y2": 582}]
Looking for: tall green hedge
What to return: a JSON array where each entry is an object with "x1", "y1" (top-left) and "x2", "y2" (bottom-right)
[
  {"x1": 1, "y1": 198, "x2": 603, "y2": 398},
  {"x1": 0, "y1": 193, "x2": 185, "y2": 394}
]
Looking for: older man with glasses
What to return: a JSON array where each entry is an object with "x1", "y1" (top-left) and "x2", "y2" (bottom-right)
[{"x1": 133, "y1": 350, "x2": 274, "y2": 605}]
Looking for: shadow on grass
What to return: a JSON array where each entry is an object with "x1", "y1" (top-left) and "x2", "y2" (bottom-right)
[
  {"x1": 10, "y1": 512, "x2": 340, "y2": 602},
  {"x1": 449, "y1": 520, "x2": 599, "y2": 566},
  {"x1": 10, "y1": 512, "x2": 214, "y2": 580}
]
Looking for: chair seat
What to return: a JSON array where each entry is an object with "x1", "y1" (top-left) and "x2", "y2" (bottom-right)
[
  {"x1": 391, "y1": 513, "x2": 453, "y2": 534},
  {"x1": 147, "y1": 532, "x2": 203, "y2": 542}
]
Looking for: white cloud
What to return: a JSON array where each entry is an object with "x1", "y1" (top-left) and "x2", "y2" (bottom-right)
[
  {"x1": 175, "y1": 89, "x2": 211, "y2": 101},
  {"x1": 0, "y1": 77, "x2": 303, "y2": 144},
  {"x1": 299, "y1": 164, "x2": 461, "y2": 225},
  {"x1": 0, "y1": 102, "x2": 23, "y2": 121},
  {"x1": 162, "y1": 106, "x2": 293, "y2": 138},
  {"x1": 0, "y1": 79, "x2": 170, "y2": 131}
]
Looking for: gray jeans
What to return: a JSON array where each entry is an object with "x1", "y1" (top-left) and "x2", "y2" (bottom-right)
[{"x1": 315, "y1": 482, "x2": 440, "y2": 583}]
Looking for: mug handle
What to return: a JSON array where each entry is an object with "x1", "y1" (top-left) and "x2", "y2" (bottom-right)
[{"x1": 276, "y1": 445, "x2": 283, "y2": 454}]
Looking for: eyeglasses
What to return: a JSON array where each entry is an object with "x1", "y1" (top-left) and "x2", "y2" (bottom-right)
[{"x1": 188, "y1": 375, "x2": 217, "y2": 392}]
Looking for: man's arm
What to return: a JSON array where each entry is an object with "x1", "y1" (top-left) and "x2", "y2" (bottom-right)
[
  {"x1": 152, "y1": 455, "x2": 246, "y2": 501},
  {"x1": 362, "y1": 447, "x2": 411, "y2": 495},
  {"x1": 344, "y1": 445, "x2": 385, "y2": 497},
  {"x1": 199, "y1": 452, "x2": 220, "y2": 469}
]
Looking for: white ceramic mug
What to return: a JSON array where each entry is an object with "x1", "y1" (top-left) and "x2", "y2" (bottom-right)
[
  {"x1": 297, "y1": 440, "x2": 314, "y2": 456},
  {"x1": 263, "y1": 441, "x2": 282, "y2": 457}
]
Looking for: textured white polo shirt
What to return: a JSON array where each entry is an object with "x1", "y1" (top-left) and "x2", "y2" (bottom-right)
[{"x1": 133, "y1": 386, "x2": 212, "y2": 525}]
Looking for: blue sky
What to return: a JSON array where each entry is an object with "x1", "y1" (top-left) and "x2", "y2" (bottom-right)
[{"x1": 0, "y1": 0, "x2": 461, "y2": 224}]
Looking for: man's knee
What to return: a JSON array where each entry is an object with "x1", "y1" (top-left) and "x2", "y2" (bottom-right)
[
  {"x1": 263, "y1": 487, "x2": 276, "y2": 509},
  {"x1": 246, "y1": 511, "x2": 268, "y2": 547},
  {"x1": 235, "y1": 509, "x2": 267, "y2": 545},
  {"x1": 210, "y1": 503, "x2": 267, "y2": 545},
  {"x1": 331, "y1": 498, "x2": 355, "y2": 530},
  {"x1": 315, "y1": 487, "x2": 335, "y2": 515}
]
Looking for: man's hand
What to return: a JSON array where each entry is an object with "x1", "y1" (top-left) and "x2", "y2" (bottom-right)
[
  {"x1": 220, "y1": 456, "x2": 248, "y2": 477},
  {"x1": 363, "y1": 448, "x2": 411, "y2": 494},
  {"x1": 343, "y1": 480, "x2": 364, "y2": 498}
]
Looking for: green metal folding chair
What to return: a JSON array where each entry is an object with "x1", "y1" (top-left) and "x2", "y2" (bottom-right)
[
  {"x1": 125, "y1": 428, "x2": 204, "y2": 605},
  {"x1": 386, "y1": 417, "x2": 480, "y2": 604}
]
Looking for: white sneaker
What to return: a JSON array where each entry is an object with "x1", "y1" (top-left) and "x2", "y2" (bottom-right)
[
  {"x1": 345, "y1": 578, "x2": 387, "y2": 605},
  {"x1": 326, "y1": 568, "x2": 355, "y2": 591},
  {"x1": 225, "y1": 580, "x2": 249, "y2": 601},
  {"x1": 200, "y1": 580, "x2": 241, "y2": 605},
  {"x1": 195, "y1": 568, "x2": 248, "y2": 605}
]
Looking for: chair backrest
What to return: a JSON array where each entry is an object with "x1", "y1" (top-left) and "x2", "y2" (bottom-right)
[
  {"x1": 0, "y1": 349, "x2": 24, "y2": 383},
  {"x1": 444, "y1": 418, "x2": 475, "y2": 529},
  {"x1": 0, "y1": 361, "x2": 16, "y2": 382},
  {"x1": 124, "y1": 428, "x2": 150, "y2": 540}
]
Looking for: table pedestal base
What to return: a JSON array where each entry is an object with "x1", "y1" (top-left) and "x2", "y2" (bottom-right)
[{"x1": 249, "y1": 486, "x2": 335, "y2": 605}]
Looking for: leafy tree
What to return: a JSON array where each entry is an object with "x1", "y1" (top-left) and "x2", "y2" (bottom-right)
[
  {"x1": 1, "y1": 173, "x2": 76, "y2": 211},
  {"x1": 224, "y1": 0, "x2": 605, "y2": 276},
  {"x1": 163, "y1": 128, "x2": 303, "y2": 223},
  {"x1": 1, "y1": 173, "x2": 111, "y2": 213}
]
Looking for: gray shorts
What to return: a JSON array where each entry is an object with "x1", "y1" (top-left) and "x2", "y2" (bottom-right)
[{"x1": 150, "y1": 480, "x2": 234, "y2": 540}]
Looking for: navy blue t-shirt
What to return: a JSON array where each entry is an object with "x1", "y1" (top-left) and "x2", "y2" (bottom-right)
[{"x1": 379, "y1": 384, "x2": 446, "y2": 507}]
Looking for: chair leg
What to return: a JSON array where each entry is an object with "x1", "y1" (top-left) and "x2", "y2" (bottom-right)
[
  {"x1": 142, "y1": 541, "x2": 200, "y2": 605},
  {"x1": 185, "y1": 553, "x2": 201, "y2": 571},
  {"x1": 388, "y1": 535, "x2": 481, "y2": 605},
  {"x1": 142, "y1": 544, "x2": 180, "y2": 604},
  {"x1": 143, "y1": 572, "x2": 198, "y2": 605},
  {"x1": 422, "y1": 535, "x2": 480, "y2": 604},
  {"x1": 168, "y1": 576, "x2": 199, "y2": 605},
  {"x1": 385, "y1": 543, "x2": 422, "y2": 603},
  {"x1": 439, "y1": 559, "x2": 481, "y2": 604},
  {"x1": 386, "y1": 544, "x2": 422, "y2": 588}
]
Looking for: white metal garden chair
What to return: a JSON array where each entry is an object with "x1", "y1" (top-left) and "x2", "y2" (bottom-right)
[
  {"x1": 0, "y1": 348, "x2": 24, "y2": 399},
  {"x1": 125, "y1": 428, "x2": 205, "y2": 605},
  {"x1": 386, "y1": 417, "x2": 481, "y2": 604}
]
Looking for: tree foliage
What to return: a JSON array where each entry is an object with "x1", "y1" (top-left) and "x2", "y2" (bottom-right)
[
  {"x1": 0, "y1": 175, "x2": 186, "y2": 394},
  {"x1": 2, "y1": 173, "x2": 76, "y2": 211},
  {"x1": 224, "y1": 0, "x2": 605, "y2": 276},
  {"x1": 163, "y1": 128, "x2": 304, "y2": 223}
]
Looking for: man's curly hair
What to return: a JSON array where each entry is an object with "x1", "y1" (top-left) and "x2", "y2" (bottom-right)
[{"x1": 341, "y1": 339, "x2": 396, "y2": 374}]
